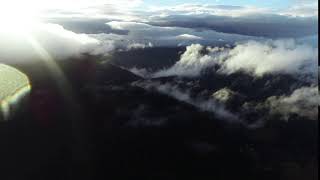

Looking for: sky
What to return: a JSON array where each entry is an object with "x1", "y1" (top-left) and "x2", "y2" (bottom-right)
[
  {"x1": 0, "y1": 0, "x2": 317, "y2": 63},
  {"x1": 0, "y1": 0, "x2": 318, "y2": 21},
  {"x1": 143, "y1": 0, "x2": 293, "y2": 9}
]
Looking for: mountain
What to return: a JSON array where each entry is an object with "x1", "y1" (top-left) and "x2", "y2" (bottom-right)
[{"x1": 0, "y1": 54, "x2": 317, "y2": 180}]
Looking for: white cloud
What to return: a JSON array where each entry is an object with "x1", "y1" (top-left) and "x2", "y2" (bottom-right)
[
  {"x1": 212, "y1": 88, "x2": 239, "y2": 103},
  {"x1": 90, "y1": 21, "x2": 259, "y2": 49},
  {"x1": 154, "y1": 39, "x2": 318, "y2": 78},
  {"x1": 148, "y1": 4, "x2": 270, "y2": 17},
  {"x1": 40, "y1": 2, "x2": 317, "y2": 38},
  {"x1": 8, "y1": 0, "x2": 142, "y2": 10},
  {"x1": 219, "y1": 39, "x2": 318, "y2": 76},
  {"x1": 145, "y1": 4, "x2": 317, "y2": 38},
  {"x1": 133, "y1": 81, "x2": 238, "y2": 121},
  {"x1": 176, "y1": 34, "x2": 203, "y2": 40},
  {"x1": 29, "y1": 0, "x2": 317, "y2": 21},
  {"x1": 0, "y1": 0, "x2": 144, "y2": 24},
  {"x1": 153, "y1": 44, "x2": 222, "y2": 77},
  {"x1": 0, "y1": 22, "x2": 113, "y2": 63},
  {"x1": 147, "y1": 3, "x2": 318, "y2": 18},
  {"x1": 38, "y1": 0, "x2": 143, "y2": 20},
  {"x1": 127, "y1": 42, "x2": 153, "y2": 50},
  {"x1": 281, "y1": 2, "x2": 318, "y2": 17},
  {"x1": 262, "y1": 86, "x2": 319, "y2": 120},
  {"x1": 129, "y1": 67, "x2": 151, "y2": 78}
]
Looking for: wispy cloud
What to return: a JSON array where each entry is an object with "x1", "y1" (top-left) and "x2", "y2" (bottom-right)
[{"x1": 133, "y1": 80, "x2": 238, "y2": 121}]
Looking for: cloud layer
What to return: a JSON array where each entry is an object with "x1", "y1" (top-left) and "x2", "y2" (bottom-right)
[
  {"x1": 89, "y1": 21, "x2": 261, "y2": 49},
  {"x1": 144, "y1": 3, "x2": 318, "y2": 38},
  {"x1": 154, "y1": 39, "x2": 318, "y2": 79}
]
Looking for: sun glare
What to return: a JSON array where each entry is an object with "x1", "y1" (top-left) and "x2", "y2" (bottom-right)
[
  {"x1": 0, "y1": 1, "x2": 76, "y2": 117},
  {"x1": 0, "y1": 0, "x2": 108, "y2": 32},
  {"x1": 0, "y1": 1, "x2": 41, "y2": 33}
]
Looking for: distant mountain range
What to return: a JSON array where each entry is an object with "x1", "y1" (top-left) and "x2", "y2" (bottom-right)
[{"x1": 0, "y1": 49, "x2": 317, "y2": 180}]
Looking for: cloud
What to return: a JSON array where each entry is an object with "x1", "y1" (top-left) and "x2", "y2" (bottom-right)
[
  {"x1": 90, "y1": 21, "x2": 260, "y2": 51},
  {"x1": 282, "y1": 3, "x2": 318, "y2": 17},
  {"x1": 176, "y1": 34, "x2": 203, "y2": 40},
  {"x1": 154, "y1": 39, "x2": 318, "y2": 79},
  {"x1": 146, "y1": 4, "x2": 317, "y2": 38},
  {"x1": 13, "y1": 0, "x2": 143, "y2": 11},
  {"x1": 151, "y1": 3, "x2": 318, "y2": 18},
  {"x1": 218, "y1": 39, "x2": 318, "y2": 76},
  {"x1": 127, "y1": 42, "x2": 153, "y2": 50},
  {"x1": 129, "y1": 67, "x2": 151, "y2": 78},
  {"x1": 212, "y1": 88, "x2": 244, "y2": 104},
  {"x1": 261, "y1": 86, "x2": 319, "y2": 120},
  {"x1": 0, "y1": 22, "x2": 114, "y2": 63},
  {"x1": 147, "y1": 4, "x2": 270, "y2": 17},
  {"x1": 48, "y1": 19, "x2": 130, "y2": 34},
  {"x1": 40, "y1": 2, "x2": 317, "y2": 42},
  {"x1": 133, "y1": 80, "x2": 238, "y2": 121},
  {"x1": 35, "y1": 1, "x2": 317, "y2": 38},
  {"x1": 153, "y1": 44, "x2": 222, "y2": 77},
  {"x1": 32, "y1": 0, "x2": 143, "y2": 20},
  {"x1": 282, "y1": 0, "x2": 318, "y2": 17}
]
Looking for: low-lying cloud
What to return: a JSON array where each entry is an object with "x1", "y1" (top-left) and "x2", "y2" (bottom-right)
[
  {"x1": 133, "y1": 80, "x2": 238, "y2": 121},
  {"x1": 218, "y1": 39, "x2": 318, "y2": 76},
  {"x1": 260, "y1": 86, "x2": 319, "y2": 120},
  {"x1": 154, "y1": 39, "x2": 318, "y2": 79},
  {"x1": 153, "y1": 44, "x2": 223, "y2": 77}
]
